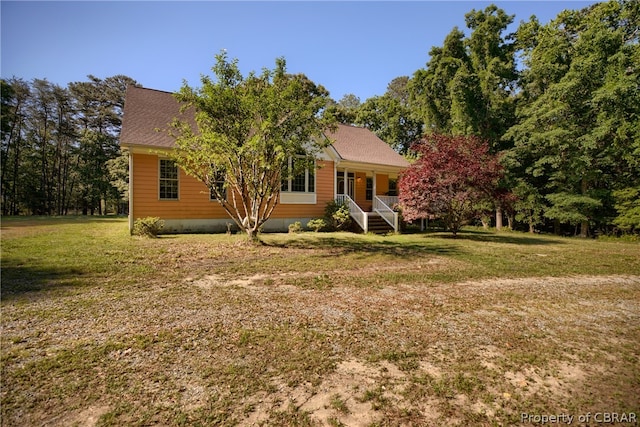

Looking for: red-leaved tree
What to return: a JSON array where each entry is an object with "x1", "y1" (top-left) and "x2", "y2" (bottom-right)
[{"x1": 399, "y1": 134, "x2": 504, "y2": 236}]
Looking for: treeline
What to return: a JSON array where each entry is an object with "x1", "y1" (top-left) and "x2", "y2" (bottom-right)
[
  {"x1": 2, "y1": 1, "x2": 638, "y2": 235},
  {"x1": 328, "y1": 0, "x2": 639, "y2": 235},
  {"x1": 1, "y1": 75, "x2": 137, "y2": 216}
]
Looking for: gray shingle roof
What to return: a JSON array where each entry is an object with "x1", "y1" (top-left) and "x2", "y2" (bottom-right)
[{"x1": 121, "y1": 86, "x2": 408, "y2": 168}]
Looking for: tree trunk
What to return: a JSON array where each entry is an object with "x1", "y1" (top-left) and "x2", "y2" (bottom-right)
[
  {"x1": 244, "y1": 226, "x2": 261, "y2": 244},
  {"x1": 481, "y1": 217, "x2": 490, "y2": 229},
  {"x1": 579, "y1": 178, "x2": 590, "y2": 238},
  {"x1": 580, "y1": 220, "x2": 589, "y2": 238},
  {"x1": 495, "y1": 207, "x2": 503, "y2": 231},
  {"x1": 529, "y1": 221, "x2": 535, "y2": 234}
]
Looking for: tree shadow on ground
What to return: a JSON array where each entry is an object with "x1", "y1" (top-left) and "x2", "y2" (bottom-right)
[
  {"x1": 427, "y1": 229, "x2": 565, "y2": 246},
  {"x1": 0, "y1": 262, "x2": 86, "y2": 300},
  {"x1": 0, "y1": 215, "x2": 125, "y2": 230},
  {"x1": 262, "y1": 234, "x2": 461, "y2": 258}
]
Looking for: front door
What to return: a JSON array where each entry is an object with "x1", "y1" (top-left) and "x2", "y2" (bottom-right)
[{"x1": 337, "y1": 173, "x2": 355, "y2": 199}]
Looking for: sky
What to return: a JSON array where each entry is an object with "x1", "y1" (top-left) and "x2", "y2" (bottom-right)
[{"x1": 2, "y1": 1, "x2": 600, "y2": 102}]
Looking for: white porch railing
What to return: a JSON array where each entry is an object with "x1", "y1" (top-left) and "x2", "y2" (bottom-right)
[
  {"x1": 336, "y1": 194, "x2": 368, "y2": 233},
  {"x1": 373, "y1": 196, "x2": 399, "y2": 232}
]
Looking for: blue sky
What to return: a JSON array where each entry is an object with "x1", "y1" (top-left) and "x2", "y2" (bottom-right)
[{"x1": 2, "y1": 1, "x2": 599, "y2": 102}]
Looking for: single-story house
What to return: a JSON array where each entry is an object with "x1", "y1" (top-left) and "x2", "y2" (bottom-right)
[{"x1": 120, "y1": 86, "x2": 409, "y2": 234}]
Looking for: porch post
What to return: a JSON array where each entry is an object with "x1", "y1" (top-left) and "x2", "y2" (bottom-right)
[
  {"x1": 373, "y1": 171, "x2": 377, "y2": 199},
  {"x1": 333, "y1": 162, "x2": 337, "y2": 199},
  {"x1": 343, "y1": 168, "x2": 348, "y2": 196}
]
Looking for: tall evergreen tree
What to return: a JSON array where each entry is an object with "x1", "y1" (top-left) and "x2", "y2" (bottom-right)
[
  {"x1": 69, "y1": 75, "x2": 137, "y2": 214},
  {"x1": 506, "y1": 0, "x2": 640, "y2": 236},
  {"x1": 1, "y1": 78, "x2": 30, "y2": 215},
  {"x1": 1, "y1": 75, "x2": 137, "y2": 216}
]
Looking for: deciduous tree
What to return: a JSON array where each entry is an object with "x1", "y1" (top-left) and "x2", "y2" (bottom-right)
[
  {"x1": 506, "y1": 0, "x2": 640, "y2": 236},
  {"x1": 169, "y1": 52, "x2": 336, "y2": 241},
  {"x1": 398, "y1": 134, "x2": 503, "y2": 236},
  {"x1": 355, "y1": 94, "x2": 422, "y2": 154}
]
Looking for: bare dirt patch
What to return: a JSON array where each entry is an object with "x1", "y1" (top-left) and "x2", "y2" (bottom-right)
[{"x1": 175, "y1": 273, "x2": 639, "y2": 426}]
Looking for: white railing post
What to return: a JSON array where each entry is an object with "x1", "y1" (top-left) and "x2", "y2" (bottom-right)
[{"x1": 364, "y1": 211, "x2": 368, "y2": 233}]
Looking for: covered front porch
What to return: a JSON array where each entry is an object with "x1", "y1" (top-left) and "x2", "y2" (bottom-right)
[{"x1": 334, "y1": 167, "x2": 400, "y2": 233}]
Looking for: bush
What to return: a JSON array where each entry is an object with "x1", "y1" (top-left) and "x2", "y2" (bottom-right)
[
  {"x1": 324, "y1": 200, "x2": 351, "y2": 231},
  {"x1": 133, "y1": 217, "x2": 164, "y2": 237},
  {"x1": 288, "y1": 221, "x2": 302, "y2": 233},
  {"x1": 307, "y1": 218, "x2": 327, "y2": 232}
]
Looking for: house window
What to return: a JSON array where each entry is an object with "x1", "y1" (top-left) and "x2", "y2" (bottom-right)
[
  {"x1": 209, "y1": 170, "x2": 227, "y2": 201},
  {"x1": 366, "y1": 177, "x2": 373, "y2": 201},
  {"x1": 282, "y1": 156, "x2": 315, "y2": 193},
  {"x1": 159, "y1": 159, "x2": 178, "y2": 200},
  {"x1": 388, "y1": 178, "x2": 398, "y2": 196}
]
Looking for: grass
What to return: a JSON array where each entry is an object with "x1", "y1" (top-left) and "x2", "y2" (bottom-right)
[{"x1": 1, "y1": 216, "x2": 639, "y2": 426}]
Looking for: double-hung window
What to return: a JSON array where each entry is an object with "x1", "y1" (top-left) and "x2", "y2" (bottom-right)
[
  {"x1": 159, "y1": 159, "x2": 179, "y2": 200},
  {"x1": 366, "y1": 177, "x2": 373, "y2": 201}
]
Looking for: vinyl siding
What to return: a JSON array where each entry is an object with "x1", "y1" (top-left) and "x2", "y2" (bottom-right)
[
  {"x1": 271, "y1": 160, "x2": 334, "y2": 219},
  {"x1": 376, "y1": 174, "x2": 390, "y2": 196},
  {"x1": 132, "y1": 153, "x2": 227, "y2": 220},
  {"x1": 132, "y1": 153, "x2": 334, "y2": 221}
]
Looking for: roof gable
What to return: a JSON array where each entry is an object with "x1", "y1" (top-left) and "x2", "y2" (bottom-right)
[
  {"x1": 120, "y1": 86, "x2": 192, "y2": 149},
  {"x1": 327, "y1": 124, "x2": 409, "y2": 168},
  {"x1": 121, "y1": 86, "x2": 408, "y2": 168}
]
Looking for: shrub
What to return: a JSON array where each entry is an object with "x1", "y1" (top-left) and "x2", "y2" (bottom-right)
[
  {"x1": 132, "y1": 217, "x2": 164, "y2": 237},
  {"x1": 288, "y1": 221, "x2": 302, "y2": 233},
  {"x1": 324, "y1": 200, "x2": 351, "y2": 231},
  {"x1": 307, "y1": 218, "x2": 327, "y2": 232}
]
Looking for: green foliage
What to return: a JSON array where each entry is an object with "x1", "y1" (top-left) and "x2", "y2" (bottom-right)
[
  {"x1": 325, "y1": 94, "x2": 361, "y2": 125},
  {"x1": 132, "y1": 217, "x2": 165, "y2": 238},
  {"x1": 544, "y1": 193, "x2": 602, "y2": 226},
  {"x1": 505, "y1": 1, "x2": 640, "y2": 236},
  {"x1": 307, "y1": 218, "x2": 327, "y2": 232},
  {"x1": 1, "y1": 75, "x2": 138, "y2": 216},
  {"x1": 324, "y1": 200, "x2": 351, "y2": 231},
  {"x1": 408, "y1": 5, "x2": 516, "y2": 148},
  {"x1": 513, "y1": 182, "x2": 546, "y2": 232},
  {"x1": 169, "y1": 51, "x2": 336, "y2": 241},
  {"x1": 613, "y1": 187, "x2": 640, "y2": 232},
  {"x1": 355, "y1": 94, "x2": 423, "y2": 154},
  {"x1": 288, "y1": 221, "x2": 302, "y2": 234}
]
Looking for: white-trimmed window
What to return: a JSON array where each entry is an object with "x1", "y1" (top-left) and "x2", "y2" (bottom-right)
[
  {"x1": 159, "y1": 159, "x2": 179, "y2": 200},
  {"x1": 281, "y1": 156, "x2": 316, "y2": 204},
  {"x1": 366, "y1": 177, "x2": 373, "y2": 201},
  {"x1": 281, "y1": 156, "x2": 315, "y2": 193}
]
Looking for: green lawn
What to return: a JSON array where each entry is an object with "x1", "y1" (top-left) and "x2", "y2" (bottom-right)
[{"x1": 1, "y1": 217, "x2": 639, "y2": 426}]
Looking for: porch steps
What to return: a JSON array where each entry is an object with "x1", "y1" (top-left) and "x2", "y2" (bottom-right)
[{"x1": 367, "y1": 214, "x2": 395, "y2": 234}]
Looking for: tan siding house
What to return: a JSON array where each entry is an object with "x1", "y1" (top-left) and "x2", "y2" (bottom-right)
[{"x1": 121, "y1": 86, "x2": 409, "y2": 233}]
